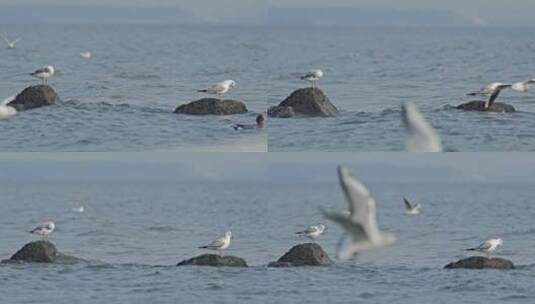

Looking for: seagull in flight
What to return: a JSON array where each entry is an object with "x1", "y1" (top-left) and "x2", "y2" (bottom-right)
[
  {"x1": 322, "y1": 166, "x2": 396, "y2": 260},
  {"x1": 30, "y1": 65, "x2": 55, "y2": 85},
  {"x1": 80, "y1": 51, "x2": 92, "y2": 60},
  {"x1": 467, "y1": 82, "x2": 513, "y2": 109},
  {"x1": 199, "y1": 230, "x2": 232, "y2": 256},
  {"x1": 465, "y1": 238, "x2": 503, "y2": 258},
  {"x1": 198, "y1": 80, "x2": 236, "y2": 99},
  {"x1": 401, "y1": 102, "x2": 442, "y2": 152},
  {"x1": 512, "y1": 79, "x2": 535, "y2": 92},
  {"x1": 28, "y1": 221, "x2": 55, "y2": 239},
  {"x1": 296, "y1": 224, "x2": 326, "y2": 241},
  {"x1": 1, "y1": 33, "x2": 21, "y2": 49},
  {"x1": 403, "y1": 197, "x2": 421, "y2": 215},
  {"x1": 300, "y1": 69, "x2": 323, "y2": 88}
]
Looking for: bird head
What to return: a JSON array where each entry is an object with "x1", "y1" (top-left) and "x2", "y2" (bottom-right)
[
  {"x1": 496, "y1": 238, "x2": 503, "y2": 247},
  {"x1": 44, "y1": 65, "x2": 55, "y2": 74},
  {"x1": 225, "y1": 231, "x2": 232, "y2": 239}
]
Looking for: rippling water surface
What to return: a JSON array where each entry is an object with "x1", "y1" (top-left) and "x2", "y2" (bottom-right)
[{"x1": 1, "y1": 157, "x2": 534, "y2": 303}]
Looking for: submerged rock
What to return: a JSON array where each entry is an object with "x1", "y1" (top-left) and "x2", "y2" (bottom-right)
[
  {"x1": 174, "y1": 98, "x2": 248, "y2": 115},
  {"x1": 177, "y1": 254, "x2": 248, "y2": 267},
  {"x1": 3, "y1": 240, "x2": 83, "y2": 264},
  {"x1": 268, "y1": 243, "x2": 332, "y2": 267},
  {"x1": 7, "y1": 85, "x2": 59, "y2": 111},
  {"x1": 267, "y1": 105, "x2": 295, "y2": 118},
  {"x1": 269, "y1": 87, "x2": 338, "y2": 118},
  {"x1": 455, "y1": 101, "x2": 515, "y2": 113},
  {"x1": 444, "y1": 256, "x2": 514, "y2": 269}
]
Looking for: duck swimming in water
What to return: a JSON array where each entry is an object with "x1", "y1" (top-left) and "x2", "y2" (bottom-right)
[{"x1": 232, "y1": 114, "x2": 264, "y2": 130}]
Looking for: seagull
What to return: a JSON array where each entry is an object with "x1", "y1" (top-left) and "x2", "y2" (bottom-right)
[
  {"x1": 401, "y1": 102, "x2": 442, "y2": 152},
  {"x1": 198, "y1": 230, "x2": 232, "y2": 256},
  {"x1": 296, "y1": 224, "x2": 326, "y2": 241},
  {"x1": 232, "y1": 114, "x2": 264, "y2": 130},
  {"x1": 28, "y1": 221, "x2": 55, "y2": 239},
  {"x1": 465, "y1": 238, "x2": 503, "y2": 258},
  {"x1": 467, "y1": 82, "x2": 513, "y2": 109},
  {"x1": 403, "y1": 197, "x2": 421, "y2": 215},
  {"x1": 80, "y1": 51, "x2": 92, "y2": 59},
  {"x1": 198, "y1": 80, "x2": 236, "y2": 99},
  {"x1": 1, "y1": 34, "x2": 20, "y2": 49},
  {"x1": 71, "y1": 206, "x2": 85, "y2": 213},
  {"x1": 322, "y1": 166, "x2": 396, "y2": 260},
  {"x1": 300, "y1": 69, "x2": 323, "y2": 88},
  {"x1": 30, "y1": 65, "x2": 55, "y2": 85},
  {"x1": 512, "y1": 79, "x2": 535, "y2": 92}
]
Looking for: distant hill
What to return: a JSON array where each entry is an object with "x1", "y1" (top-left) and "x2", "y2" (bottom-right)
[
  {"x1": 0, "y1": 5, "x2": 203, "y2": 25},
  {"x1": 267, "y1": 7, "x2": 471, "y2": 27}
]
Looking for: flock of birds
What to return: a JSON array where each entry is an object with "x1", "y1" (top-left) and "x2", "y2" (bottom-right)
[{"x1": 28, "y1": 165, "x2": 504, "y2": 261}]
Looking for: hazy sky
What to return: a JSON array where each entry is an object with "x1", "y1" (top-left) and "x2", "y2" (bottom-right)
[{"x1": 1, "y1": 0, "x2": 535, "y2": 25}]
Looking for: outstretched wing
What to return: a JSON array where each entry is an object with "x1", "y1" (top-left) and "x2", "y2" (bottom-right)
[
  {"x1": 403, "y1": 197, "x2": 413, "y2": 210},
  {"x1": 401, "y1": 102, "x2": 442, "y2": 152}
]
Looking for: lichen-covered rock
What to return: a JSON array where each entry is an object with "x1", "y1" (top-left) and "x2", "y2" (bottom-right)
[
  {"x1": 268, "y1": 243, "x2": 332, "y2": 267},
  {"x1": 444, "y1": 256, "x2": 514, "y2": 269},
  {"x1": 4, "y1": 240, "x2": 83, "y2": 264},
  {"x1": 177, "y1": 254, "x2": 248, "y2": 267},
  {"x1": 455, "y1": 101, "x2": 515, "y2": 113},
  {"x1": 7, "y1": 85, "x2": 59, "y2": 111},
  {"x1": 174, "y1": 98, "x2": 248, "y2": 115},
  {"x1": 272, "y1": 88, "x2": 338, "y2": 117},
  {"x1": 268, "y1": 105, "x2": 295, "y2": 118}
]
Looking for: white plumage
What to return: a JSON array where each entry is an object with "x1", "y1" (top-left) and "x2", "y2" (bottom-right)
[
  {"x1": 198, "y1": 80, "x2": 236, "y2": 98},
  {"x1": 401, "y1": 102, "x2": 442, "y2": 152},
  {"x1": 29, "y1": 221, "x2": 55, "y2": 238},
  {"x1": 296, "y1": 224, "x2": 326, "y2": 240},
  {"x1": 199, "y1": 230, "x2": 232, "y2": 255}
]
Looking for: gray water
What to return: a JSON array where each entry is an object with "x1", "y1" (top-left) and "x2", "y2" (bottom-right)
[
  {"x1": 2, "y1": 25, "x2": 535, "y2": 151},
  {"x1": 267, "y1": 27, "x2": 535, "y2": 151},
  {"x1": 1, "y1": 156, "x2": 534, "y2": 303}
]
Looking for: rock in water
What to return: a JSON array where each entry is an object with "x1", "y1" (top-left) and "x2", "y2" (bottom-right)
[
  {"x1": 174, "y1": 98, "x2": 248, "y2": 115},
  {"x1": 4, "y1": 240, "x2": 84, "y2": 264},
  {"x1": 444, "y1": 256, "x2": 515, "y2": 269},
  {"x1": 269, "y1": 87, "x2": 338, "y2": 117},
  {"x1": 455, "y1": 101, "x2": 515, "y2": 113},
  {"x1": 267, "y1": 106, "x2": 295, "y2": 118},
  {"x1": 7, "y1": 85, "x2": 59, "y2": 111},
  {"x1": 177, "y1": 254, "x2": 248, "y2": 267},
  {"x1": 268, "y1": 243, "x2": 332, "y2": 267}
]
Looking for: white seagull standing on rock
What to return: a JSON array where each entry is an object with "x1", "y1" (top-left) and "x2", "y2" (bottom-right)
[
  {"x1": 199, "y1": 230, "x2": 232, "y2": 256},
  {"x1": 403, "y1": 197, "x2": 421, "y2": 215},
  {"x1": 322, "y1": 166, "x2": 396, "y2": 260},
  {"x1": 296, "y1": 224, "x2": 326, "y2": 241},
  {"x1": 1, "y1": 33, "x2": 21, "y2": 49},
  {"x1": 198, "y1": 80, "x2": 236, "y2": 99},
  {"x1": 512, "y1": 79, "x2": 535, "y2": 92},
  {"x1": 401, "y1": 102, "x2": 442, "y2": 152},
  {"x1": 29, "y1": 221, "x2": 55, "y2": 239},
  {"x1": 465, "y1": 238, "x2": 503, "y2": 258},
  {"x1": 30, "y1": 65, "x2": 55, "y2": 85},
  {"x1": 300, "y1": 69, "x2": 323, "y2": 88}
]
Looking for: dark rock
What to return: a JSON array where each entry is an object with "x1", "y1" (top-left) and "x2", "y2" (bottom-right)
[
  {"x1": 268, "y1": 243, "x2": 332, "y2": 267},
  {"x1": 174, "y1": 98, "x2": 248, "y2": 115},
  {"x1": 271, "y1": 88, "x2": 338, "y2": 117},
  {"x1": 177, "y1": 254, "x2": 248, "y2": 267},
  {"x1": 268, "y1": 106, "x2": 295, "y2": 118},
  {"x1": 444, "y1": 256, "x2": 515, "y2": 269},
  {"x1": 7, "y1": 85, "x2": 59, "y2": 111},
  {"x1": 3, "y1": 240, "x2": 83, "y2": 264},
  {"x1": 455, "y1": 101, "x2": 515, "y2": 113}
]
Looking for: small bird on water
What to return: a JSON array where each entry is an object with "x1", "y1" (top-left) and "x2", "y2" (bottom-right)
[
  {"x1": 232, "y1": 114, "x2": 265, "y2": 130},
  {"x1": 198, "y1": 230, "x2": 232, "y2": 256},
  {"x1": 28, "y1": 221, "x2": 55, "y2": 239},
  {"x1": 465, "y1": 238, "x2": 503, "y2": 258}
]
